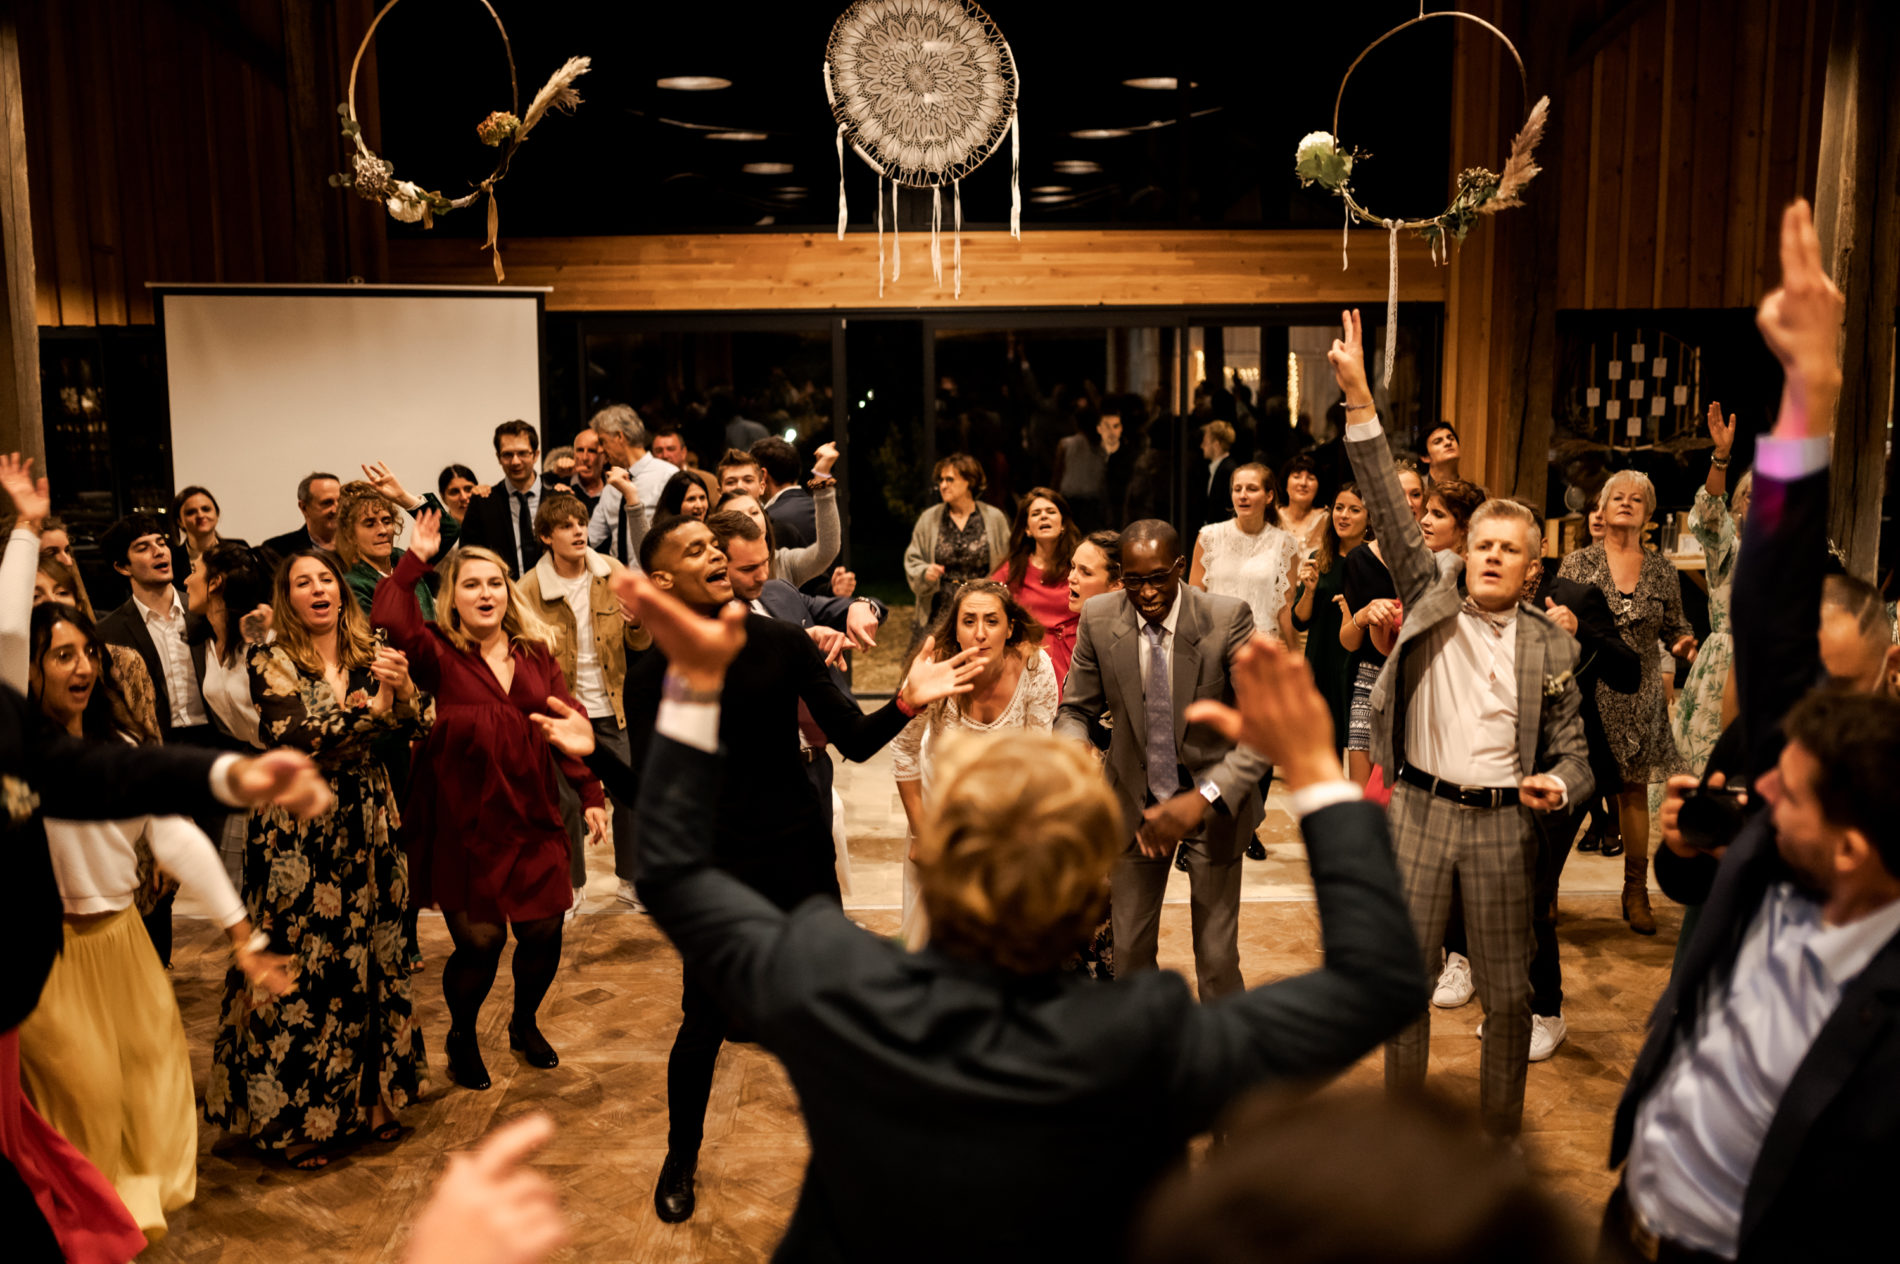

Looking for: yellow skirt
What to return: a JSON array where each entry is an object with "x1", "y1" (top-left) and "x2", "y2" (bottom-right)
[{"x1": 18, "y1": 906, "x2": 197, "y2": 1242}]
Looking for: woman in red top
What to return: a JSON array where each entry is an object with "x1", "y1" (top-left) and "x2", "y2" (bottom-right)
[
  {"x1": 373, "y1": 510, "x2": 606, "y2": 1091},
  {"x1": 991, "y1": 487, "x2": 1082, "y2": 688}
]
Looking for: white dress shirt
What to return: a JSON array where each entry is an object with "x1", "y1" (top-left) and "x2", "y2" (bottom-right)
[
  {"x1": 1404, "y1": 606, "x2": 1522, "y2": 789},
  {"x1": 137, "y1": 586, "x2": 208, "y2": 729},
  {"x1": 1627, "y1": 885, "x2": 1900, "y2": 1256},
  {"x1": 588, "y1": 453, "x2": 680, "y2": 564},
  {"x1": 504, "y1": 475, "x2": 547, "y2": 568},
  {"x1": 553, "y1": 566, "x2": 612, "y2": 720}
]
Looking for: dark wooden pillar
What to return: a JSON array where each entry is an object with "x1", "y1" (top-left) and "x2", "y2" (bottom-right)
[
  {"x1": 1813, "y1": 0, "x2": 1900, "y2": 579},
  {"x1": 0, "y1": 8, "x2": 38, "y2": 463}
]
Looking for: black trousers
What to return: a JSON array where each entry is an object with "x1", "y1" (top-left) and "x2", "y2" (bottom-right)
[
  {"x1": 666, "y1": 851, "x2": 840, "y2": 1157},
  {"x1": 1529, "y1": 801, "x2": 1585, "y2": 1016},
  {"x1": 147, "y1": 722, "x2": 228, "y2": 967}
]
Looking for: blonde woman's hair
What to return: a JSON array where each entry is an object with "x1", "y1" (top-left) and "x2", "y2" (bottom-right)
[
  {"x1": 1597, "y1": 469, "x2": 1657, "y2": 520},
  {"x1": 271, "y1": 549, "x2": 378, "y2": 677},
  {"x1": 333, "y1": 479, "x2": 396, "y2": 570},
  {"x1": 916, "y1": 730, "x2": 1124, "y2": 974},
  {"x1": 434, "y1": 545, "x2": 558, "y2": 653}
]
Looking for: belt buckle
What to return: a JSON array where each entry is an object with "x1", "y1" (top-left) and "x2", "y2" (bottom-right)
[{"x1": 1458, "y1": 785, "x2": 1498, "y2": 810}]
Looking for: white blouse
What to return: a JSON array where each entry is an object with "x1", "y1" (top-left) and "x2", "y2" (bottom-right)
[
  {"x1": 1197, "y1": 519, "x2": 1302, "y2": 643},
  {"x1": 202, "y1": 641, "x2": 265, "y2": 748},
  {"x1": 892, "y1": 647, "x2": 1060, "y2": 791}
]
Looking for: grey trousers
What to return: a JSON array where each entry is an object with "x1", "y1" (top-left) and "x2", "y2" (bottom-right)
[
  {"x1": 556, "y1": 717, "x2": 636, "y2": 887},
  {"x1": 1382, "y1": 781, "x2": 1537, "y2": 1136},
  {"x1": 1109, "y1": 807, "x2": 1244, "y2": 1001}
]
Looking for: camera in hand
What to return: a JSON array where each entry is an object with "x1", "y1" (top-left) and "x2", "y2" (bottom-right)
[{"x1": 1678, "y1": 783, "x2": 1750, "y2": 853}]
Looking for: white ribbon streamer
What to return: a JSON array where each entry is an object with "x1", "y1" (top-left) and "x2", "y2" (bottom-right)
[
  {"x1": 1009, "y1": 108, "x2": 1021, "y2": 240},
  {"x1": 953, "y1": 179, "x2": 963, "y2": 300},
  {"x1": 1383, "y1": 218, "x2": 1400, "y2": 392},
  {"x1": 932, "y1": 185, "x2": 943, "y2": 286},
  {"x1": 876, "y1": 175, "x2": 884, "y2": 298},
  {"x1": 1342, "y1": 205, "x2": 1351, "y2": 272},
  {"x1": 891, "y1": 179, "x2": 901, "y2": 281},
  {"x1": 835, "y1": 123, "x2": 847, "y2": 240}
]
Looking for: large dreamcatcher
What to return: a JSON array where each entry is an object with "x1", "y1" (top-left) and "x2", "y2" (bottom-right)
[
  {"x1": 332, "y1": 0, "x2": 589, "y2": 281},
  {"x1": 1295, "y1": 8, "x2": 1550, "y2": 388},
  {"x1": 824, "y1": 0, "x2": 1020, "y2": 298}
]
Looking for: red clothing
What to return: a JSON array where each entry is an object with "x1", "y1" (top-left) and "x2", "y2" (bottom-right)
[
  {"x1": 374, "y1": 551, "x2": 603, "y2": 923},
  {"x1": 992, "y1": 560, "x2": 1079, "y2": 689}
]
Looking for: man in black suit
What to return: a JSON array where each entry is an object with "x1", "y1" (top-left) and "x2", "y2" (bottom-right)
[
  {"x1": 454, "y1": 419, "x2": 549, "y2": 578},
  {"x1": 532, "y1": 571, "x2": 1422, "y2": 1262},
  {"x1": 1605, "y1": 200, "x2": 1900, "y2": 1263},
  {"x1": 617, "y1": 516, "x2": 976, "y2": 1226},
  {"x1": 1185, "y1": 420, "x2": 1237, "y2": 534},
  {"x1": 748, "y1": 436, "x2": 816, "y2": 549},
  {"x1": 259, "y1": 471, "x2": 341, "y2": 564}
]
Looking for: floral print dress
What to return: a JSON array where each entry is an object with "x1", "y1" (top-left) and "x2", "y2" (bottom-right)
[
  {"x1": 204, "y1": 647, "x2": 433, "y2": 1152},
  {"x1": 1558, "y1": 543, "x2": 1694, "y2": 785},
  {"x1": 1670, "y1": 489, "x2": 1738, "y2": 775}
]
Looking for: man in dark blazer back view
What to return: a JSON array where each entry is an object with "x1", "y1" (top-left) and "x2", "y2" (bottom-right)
[{"x1": 1055, "y1": 520, "x2": 1268, "y2": 1001}]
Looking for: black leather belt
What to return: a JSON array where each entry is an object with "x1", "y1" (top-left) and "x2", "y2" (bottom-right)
[
  {"x1": 799, "y1": 745, "x2": 826, "y2": 764},
  {"x1": 1397, "y1": 763, "x2": 1520, "y2": 809},
  {"x1": 1603, "y1": 1183, "x2": 1725, "y2": 1264}
]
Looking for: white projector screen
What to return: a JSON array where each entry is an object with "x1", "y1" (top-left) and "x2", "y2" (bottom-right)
[{"x1": 160, "y1": 286, "x2": 546, "y2": 545}]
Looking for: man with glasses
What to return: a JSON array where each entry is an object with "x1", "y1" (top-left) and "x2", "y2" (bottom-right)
[{"x1": 1055, "y1": 520, "x2": 1269, "y2": 999}]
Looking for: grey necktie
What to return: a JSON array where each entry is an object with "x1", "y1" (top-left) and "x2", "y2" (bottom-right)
[{"x1": 1144, "y1": 622, "x2": 1177, "y2": 803}]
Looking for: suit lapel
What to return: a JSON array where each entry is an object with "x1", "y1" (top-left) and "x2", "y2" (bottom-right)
[
  {"x1": 123, "y1": 609, "x2": 170, "y2": 735},
  {"x1": 1516, "y1": 612, "x2": 1546, "y2": 774},
  {"x1": 1171, "y1": 588, "x2": 1205, "y2": 746},
  {"x1": 1107, "y1": 599, "x2": 1142, "y2": 713}
]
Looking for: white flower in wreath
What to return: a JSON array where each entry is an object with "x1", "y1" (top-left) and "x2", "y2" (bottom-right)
[
  {"x1": 1295, "y1": 131, "x2": 1353, "y2": 189},
  {"x1": 386, "y1": 180, "x2": 428, "y2": 224}
]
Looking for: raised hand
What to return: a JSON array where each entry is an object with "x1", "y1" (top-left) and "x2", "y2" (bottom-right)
[
  {"x1": 1359, "y1": 597, "x2": 1402, "y2": 630},
  {"x1": 844, "y1": 599, "x2": 880, "y2": 649},
  {"x1": 0, "y1": 453, "x2": 50, "y2": 529},
  {"x1": 409, "y1": 508, "x2": 443, "y2": 564},
  {"x1": 1756, "y1": 199, "x2": 1845, "y2": 434},
  {"x1": 898, "y1": 637, "x2": 983, "y2": 710},
  {"x1": 1326, "y1": 308, "x2": 1372, "y2": 405},
  {"x1": 231, "y1": 750, "x2": 335, "y2": 820},
  {"x1": 613, "y1": 568, "x2": 746, "y2": 689},
  {"x1": 369, "y1": 647, "x2": 416, "y2": 707},
  {"x1": 239, "y1": 604, "x2": 275, "y2": 645},
  {"x1": 606, "y1": 467, "x2": 638, "y2": 502},
  {"x1": 1705, "y1": 401, "x2": 1735, "y2": 456},
  {"x1": 404, "y1": 1113, "x2": 569, "y2": 1264},
  {"x1": 1297, "y1": 558, "x2": 1320, "y2": 590},
  {"x1": 813, "y1": 442, "x2": 840, "y2": 477},
  {"x1": 1185, "y1": 635, "x2": 1341, "y2": 790},
  {"x1": 531, "y1": 696, "x2": 597, "y2": 758},
  {"x1": 1542, "y1": 596, "x2": 1578, "y2": 636},
  {"x1": 830, "y1": 566, "x2": 857, "y2": 598},
  {"x1": 361, "y1": 461, "x2": 413, "y2": 507}
]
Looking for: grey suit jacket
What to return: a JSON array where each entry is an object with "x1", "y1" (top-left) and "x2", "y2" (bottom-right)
[
  {"x1": 1343, "y1": 422, "x2": 1592, "y2": 802},
  {"x1": 1055, "y1": 585, "x2": 1269, "y2": 843}
]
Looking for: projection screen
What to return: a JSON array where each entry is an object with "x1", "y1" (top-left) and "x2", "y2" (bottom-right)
[{"x1": 159, "y1": 285, "x2": 547, "y2": 544}]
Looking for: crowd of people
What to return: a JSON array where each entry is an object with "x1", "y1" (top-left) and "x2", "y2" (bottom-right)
[{"x1": 1, "y1": 198, "x2": 1897, "y2": 1262}]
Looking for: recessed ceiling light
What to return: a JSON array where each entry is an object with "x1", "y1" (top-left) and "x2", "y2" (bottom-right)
[
  {"x1": 657, "y1": 75, "x2": 731, "y2": 90},
  {"x1": 1052, "y1": 160, "x2": 1101, "y2": 175},
  {"x1": 1123, "y1": 77, "x2": 1196, "y2": 90},
  {"x1": 1030, "y1": 185, "x2": 1072, "y2": 195},
  {"x1": 772, "y1": 186, "x2": 809, "y2": 198},
  {"x1": 706, "y1": 131, "x2": 768, "y2": 141},
  {"x1": 743, "y1": 162, "x2": 794, "y2": 175},
  {"x1": 1030, "y1": 194, "x2": 1074, "y2": 204},
  {"x1": 1070, "y1": 128, "x2": 1132, "y2": 140}
]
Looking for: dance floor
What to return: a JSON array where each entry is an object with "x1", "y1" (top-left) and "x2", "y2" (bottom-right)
[{"x1": 150, "y1": 737, "x2": 1678, "y2": 1261}]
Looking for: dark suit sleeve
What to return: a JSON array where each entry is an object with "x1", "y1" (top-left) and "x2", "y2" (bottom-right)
[
  {"x1": 7, "y1": 686, "x2": 226, "y2": 821},
  {"x1": 789, "y1": 631, "x2": 909, "y2": 760},
  {"x1": 1166, "y1": 800, "x2": 1426, "y2": 1130},
  {"x1": 1655, "y1": 841, "x2": 1721, "y2": 907},
  {"x1": 803, "y1": 591, "x2": 886, "y2": 631},
  {"x1": 1731, "y1": 466, "x2": 1828, "y2": 782},
  {"x1": 1572, "y1": 585, "x2": 1641, "y2": 694}
]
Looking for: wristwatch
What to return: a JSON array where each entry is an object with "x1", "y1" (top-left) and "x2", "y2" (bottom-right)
[{"x1": 661, "y1": 672, "x2": 722, "y2": 704}]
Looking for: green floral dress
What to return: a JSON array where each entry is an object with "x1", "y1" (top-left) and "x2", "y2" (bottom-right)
[
  {"x1": 1671, "y1": 490, "x2": 1738, "y2": 772},
  {"x1": 204, "y1": 647, "x2": 433, "y2": 1151}
]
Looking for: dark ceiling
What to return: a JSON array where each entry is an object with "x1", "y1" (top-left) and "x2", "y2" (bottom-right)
[{"x1": 374, "y1": 0, "x2": 1461, "y2": 239}]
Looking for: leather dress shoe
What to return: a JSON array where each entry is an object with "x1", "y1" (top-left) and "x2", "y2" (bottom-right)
[
  {"x1": 1173, "y1": 846, "x2": 1190, "y2": 873},
  {"x1": 445, "y1": 1030, "x2": 490, "y2": 1091},
  {"x1": 1245, "y1": 838, "x2": 1268, "y2": 862},
  {"x1": 654, "y1": 1151, "x2": 697, "y2": 1223},
  {"x1": 509, "y1": 1018, "x2": 559, "y2": 1069}
]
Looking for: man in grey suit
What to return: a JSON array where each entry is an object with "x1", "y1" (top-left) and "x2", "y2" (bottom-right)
[
  {"x1": 1056, "y1": 520, "x2": 1268, "y2": 999},
  {"x1": 1329, "y1": 309, "x2": 1591, "y2": 1136}
]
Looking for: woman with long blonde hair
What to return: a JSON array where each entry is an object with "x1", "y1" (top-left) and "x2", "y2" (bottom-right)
[
  {"x1": 372, "y1": 511, "x2": 606, "y2": 1092},
  {"x1": 206, "y1": 548, "x2": 431, "y2": 1167}
]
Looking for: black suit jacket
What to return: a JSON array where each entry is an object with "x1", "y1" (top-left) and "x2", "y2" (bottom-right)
[
  {"x1": 1611, "y1": 464, "x2": 1896, "y2": 1260},
  {"x1": 1185, "y1": 454, "x2": 1236, "y2": 531},
  {"x1": 630, "y1": 730, "x2": 1423, "y2": 1261},
  {"x1": 258, "y1": 526, "x2": 325, "y2": 571},
  {"x1": 754, "y1": 578, "x2": 889, "y2": 705},
  {"x1": 611, "y1": 614, "x2": 908, "y2": 898},
  {"x1": 454, "y1": 481, "x2": 542, "y2": 578},
  {"x1": 0, "y1": 685, "x2": 230, "y2": 1030},
  {"x1": 766, "y1": 486, "x2": 817, "y2": 550},
  {"x1": 95, "y1": 596, "x2": 211, "y2": 741},
  {"x1": 1534, "y1": 572, "x2": 1640, "y2": 790}
]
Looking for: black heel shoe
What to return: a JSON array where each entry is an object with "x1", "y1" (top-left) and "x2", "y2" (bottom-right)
[
  {"x1": 509, "y1": 1018, "x2": 559, "y2": 1069},
  {"x1": 445, "y1": 1029, "x2": 490, "y2": 1091},
  {"x1": 1599, "y1": 835, "x2": 1625, "y2": 859}
]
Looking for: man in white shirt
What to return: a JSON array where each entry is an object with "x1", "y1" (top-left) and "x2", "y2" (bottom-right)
[
  {"x1": 1330, "y1": 310, "x2": 1590, "y2": 1137},
  {"x1": 586, "y1": 404, "x2": 678, "y2": 566}
]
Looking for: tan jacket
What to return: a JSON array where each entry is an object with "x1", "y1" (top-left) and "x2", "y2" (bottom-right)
[{"x1": 518, "y1": 548, "x2": 649, "y2": 729}]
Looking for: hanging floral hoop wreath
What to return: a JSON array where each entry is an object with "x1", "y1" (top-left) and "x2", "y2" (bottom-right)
[
  {"x1": 330, "y1": 0, "x2": 589, "y2": 281},
  {"x1": 1295, "y1": 9, "x2": 1549, "y2": 387}
]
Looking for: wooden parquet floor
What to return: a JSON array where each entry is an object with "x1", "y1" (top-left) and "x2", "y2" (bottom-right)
[{"x1": 145, "y1": 892, "x2": 1679, "y2": 1262}]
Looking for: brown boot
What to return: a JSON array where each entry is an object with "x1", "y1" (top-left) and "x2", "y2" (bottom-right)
[{"x1": 1622, "y1": 850, "x2": 1656, "y2": 935}]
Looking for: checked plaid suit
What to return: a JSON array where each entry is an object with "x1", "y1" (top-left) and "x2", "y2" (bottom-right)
[{"x1": 1345, "y1": 418, "x2": 1592, "y2": 1135}]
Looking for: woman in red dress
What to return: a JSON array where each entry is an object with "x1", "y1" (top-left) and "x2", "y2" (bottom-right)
[
  {"x1": 373, "y1": 510, "x2": 606, "y2": 1091},
  {"x1": 990, "y1": 486, "x2": 1082, "y2": 689}
]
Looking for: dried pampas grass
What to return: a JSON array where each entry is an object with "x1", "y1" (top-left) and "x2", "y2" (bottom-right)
[{"x1": 1482, "y1": 94, "x2": 1549, "y2": 213}]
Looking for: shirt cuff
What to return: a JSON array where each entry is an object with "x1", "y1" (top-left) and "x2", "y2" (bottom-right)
[
  {"x1": 1345, "y1": 417, "x2": 1384, "y2": 442},
  {"x1": 657, "y1": 699, "x2": 720, "y2": 753},
  {"x1": 210, "y1": 753, "x2": 246, "y2": 807},
  {"x1": 1196, "y1": 779, "x2": 1223, "y2": 808},
  {"x1": 1287, "y1": 779, "x2": 1363, "y2": 820},
  {"x1": 1754, "y1": 435, "x2": 1830, "y2": 480}
]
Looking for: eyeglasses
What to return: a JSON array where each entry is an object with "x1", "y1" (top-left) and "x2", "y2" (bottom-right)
[{"x1": 1122, "y1": 566, "x2": 1179, "y2": 591}]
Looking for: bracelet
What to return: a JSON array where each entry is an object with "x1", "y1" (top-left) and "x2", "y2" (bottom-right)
[
  {"x1": 894, "y1": 693, "x2": 919, "y2": 718},
  {"x1": 1710, "y1": 454, "x2": 1730, "y2": 469},
  {"x1": 1343, "y1": 401, "x2": 1375, "y2": 412},
  {"x1": 661, "y1": 671, "x2": 723, "y2": 704}
]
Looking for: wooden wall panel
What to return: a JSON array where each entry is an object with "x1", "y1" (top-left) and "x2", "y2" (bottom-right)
[
  {"x1": 1656, "y1": 0, "x2": 1699, "y2": 307},
  {"x1": 386, "y1": 228, "x2": 1451, "y2": 312}
]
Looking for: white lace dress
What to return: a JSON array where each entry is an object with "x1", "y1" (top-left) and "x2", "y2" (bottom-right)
[
  {"x1": 1197, "y1": 519, "x2": 1302, "y2": 645},
  {"x1": 893, "y1": 647, "x2": 1060, "y2": 946}
]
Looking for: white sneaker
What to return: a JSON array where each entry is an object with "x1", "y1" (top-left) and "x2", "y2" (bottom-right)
[
  {"x1": 1432, "y1": 952, "x2": 1475, "y2": 1008},
  {"x1": 564, "y1": 883, "x2": 585, "y2": 923},
  {"x1": 616, "y1": 878, "x2": 646, "y2": 913},
  {"x1": 1529, "y1": 1014, "x2": 1568, "y2": 1062}
]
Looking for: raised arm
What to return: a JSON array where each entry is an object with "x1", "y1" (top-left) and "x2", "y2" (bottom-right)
[
  {"x1": 372, "y1": 519, "x2": 448, "y2": 689},
  {"x1": 774, "y1": 483, "x2": 842, "y2": 587},
  {"x1": 0, "y1": 455, "x2": 50, "y2": 691},
  {"x1": 1328, "y1": 311, "x2": 1436, "y2": 604}
]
